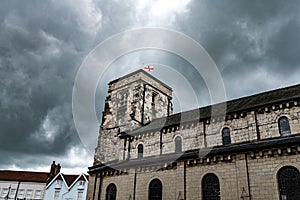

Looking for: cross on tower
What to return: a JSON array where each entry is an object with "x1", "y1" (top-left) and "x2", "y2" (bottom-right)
[{"x1": 144, "y1": 65, "x2": 154, "y2": 72}]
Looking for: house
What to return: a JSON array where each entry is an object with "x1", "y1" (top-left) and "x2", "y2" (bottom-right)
[
  {"x1": 87, "y1": 70, "x2": 300, "y2": 199},
  {"x1": 0, "y1": 161, "x2": 61, "y2": 200},
  {"x1": 44, "y1": 172, "x2": 88, "y2": 200}
]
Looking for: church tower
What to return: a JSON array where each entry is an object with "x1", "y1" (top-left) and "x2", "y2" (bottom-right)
[{"x1": 94, "y1": 69, "x2": 173, "y2": 164}]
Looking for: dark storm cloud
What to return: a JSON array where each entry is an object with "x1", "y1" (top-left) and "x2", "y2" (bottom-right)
[
  {"x1": 0, "y1": 0, "x2": 103, "y2": 170},
  {"x1": 180, "y1": 0, "x2": 300, "y2": 98},
  {"x1": 1, "y1": 0, "x2": 300, "y2": 171}
]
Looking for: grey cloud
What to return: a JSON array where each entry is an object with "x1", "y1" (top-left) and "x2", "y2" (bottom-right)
[
  {"x1": 1, "y1": 0, "x2": 300, "y2": 171},
  {"x1": 0, "y1": 0, "x2": 102, "y2": 170}
]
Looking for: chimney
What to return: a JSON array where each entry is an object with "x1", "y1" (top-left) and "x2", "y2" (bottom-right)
[
  {"x1": 50, "y1": 161, "x2": 56, "y2": 177},
  {"x1": 47, "y1": 161, "x2": 62, "y2": 184},
  {"x1": 55, "y1": 163, "x2": 61, "y2": 175}
]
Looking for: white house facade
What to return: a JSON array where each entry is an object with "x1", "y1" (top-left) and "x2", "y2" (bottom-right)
[
  {"x1": 0, "y1": 170, "x2": 48, "y2": 200},
  {"x1": 44, "y1": 173, "x2": 88, "y2": 200}
]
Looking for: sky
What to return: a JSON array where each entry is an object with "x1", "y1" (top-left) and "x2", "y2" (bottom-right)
[{"x1": 1, "y1": 0, "x2": 300, "y2": 174}]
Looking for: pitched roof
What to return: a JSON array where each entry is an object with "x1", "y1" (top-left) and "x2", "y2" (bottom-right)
[
  {"x1": 62, "y1": 174, "x2": 79, "y2": 187},
  {"x1": 0, "y1": 170, "x2": 49, "y2": 183},
  {"x1": 47, "y1": 173, "x2": 89, "y2": 189},
  {"x1": 124, "y1": 84, "x2": 300, "y2": 135}
]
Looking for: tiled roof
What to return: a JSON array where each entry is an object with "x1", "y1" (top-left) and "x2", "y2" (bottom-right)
[
  {"x1": 126, "y1": 84, "x2": 300, "y2": 135},
  {"x1": 48, "y1": 173, "x2": 89, "y2": 188},
  {"x1": 0, "y1": 170, "x2": 49, "y2": 183},
  {"x1": 62, "y1": 174, "x2": 79, "y2": 187}
]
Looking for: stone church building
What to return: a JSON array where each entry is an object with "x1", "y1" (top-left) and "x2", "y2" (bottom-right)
[{"x1": 87, "y1": 69, "x2": 300, "y2": 200}]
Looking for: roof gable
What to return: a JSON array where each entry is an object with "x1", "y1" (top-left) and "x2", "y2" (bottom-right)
[{"x1": 46, "y1": 172, "x2": 88, "y2": 190}]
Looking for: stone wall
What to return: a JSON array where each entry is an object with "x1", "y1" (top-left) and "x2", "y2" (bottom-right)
[
  {"x1": 95, "y1": 103, "x2": 300, "y2": 164},
  {"x1": 89, "y1": 71, "x2": 300, "y2": 200},
  {"x1": 89, "y1": 151, "x2": 300, "y2": 200},
  {"x1": 247, "y1": 151, "x2": 300, "y2": 199}
]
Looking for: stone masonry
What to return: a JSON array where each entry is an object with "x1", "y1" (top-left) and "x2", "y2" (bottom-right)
[{"x1": 88, "y1": 70, "x2": 300, "y2": 200}]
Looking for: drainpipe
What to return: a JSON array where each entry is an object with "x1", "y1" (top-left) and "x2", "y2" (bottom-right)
[
  {"x1": 245, "y1": 155, "x2": 252, "y2": 200},
  {"x1": 14, "y1": 181, "x2": 20, "y2": 200},
  {"x1": 61, "y1": 188, "x2": 70, "y2": 200},
  {"x1": 133, "y1": 170, "x2": 137, "y2": 200}
]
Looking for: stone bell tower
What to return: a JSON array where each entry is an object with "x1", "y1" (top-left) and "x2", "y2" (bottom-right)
[{"x1": 94, "y1": 69, "x2": 173, "y2": 164}]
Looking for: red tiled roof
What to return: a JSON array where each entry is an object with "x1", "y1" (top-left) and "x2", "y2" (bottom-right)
[
  {"x1": 0, "y1": 170, "x2": 49, "y2": 183},
  {"x1": 62, "y1": 174, "x2": 78, "y2": 187},
  {"x1": 51, "y1": 173, "x2": 88, "y2": 187}
]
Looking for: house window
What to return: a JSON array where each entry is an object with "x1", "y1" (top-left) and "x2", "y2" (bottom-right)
[
  {"x1": 1, "y1": 188, "x2": 8, "y2": 198},
  {"x1": 9, "y1": 189, "x2": 16, "y2": 198},
  {"x1": 54, "y1": 190, "x2": 60, "y2": 200},
  {"x1": 78, "y1": 180, "x2": 85, "y2": 190},
  {"x1": 278, "y1": 116, "x2": 291, "y2": 136},
  {"x1": 55, "y1": 179, "x2": 62, "y2": 189},
  {"x1": 77, "y1": 191, "x2": 83, "y2": 200},
  {"x1": 106, "y1": 183, "x2": 117, "y2": 200},
  {"x1": 35, "y1": 190, "x2": 42, "y2": 199},
  {"x1": 17, "y1": 189, "x2": 25, "y2": 198},
  {"x1": 79, "y1": 180, "x2": 85, "y2": 185},
  {"x1": 175, "y1": 136, "x2": 182, "y2": 153},
  {"x1": 202, "y1": 173, "x2": 220, "y2": 200},
  {"x1": 138, "y1": 144, "x2": 143, "y2": 159},
  {"x1": 278, "y1": 166, "x2": 300, "y2": 200},
  {"x1": 149, "y1": 179, "x2": 162, "y2": 200},
  {"x1": 222, "y1": 127, "x2": 231, "y2": 145},
  {"x1": 25, "y1": 189, "x2": 33, "y2": 199}
]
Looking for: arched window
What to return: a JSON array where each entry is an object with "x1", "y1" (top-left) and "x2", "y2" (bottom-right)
[
  {"x1": 106, "y1": 183, "x2": 117, "y2": 200},
  {"x1": 202, "y1": 173, "x2": 220, "y2": 200},
  {"x1": 278, "y1": 116, "x2": 291, "y2": 136},
  {"x1": 138, "y1": 144, "x2": 143, "y2": 159},
  {"x1": 175, "y1": 136, "x2": 182, "y2": 153},
  {"x1": 149, "y1": 179, "x2": 162, "y2": 200},
  {"x1": 278, "y1": 166, "x2": 300, "y2": 200},
  {"x1": 222, "y1": 127, "x2": 231, "y2": 145}
]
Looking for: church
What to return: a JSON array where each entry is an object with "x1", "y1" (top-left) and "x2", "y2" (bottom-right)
[{"x1": 87, "y1": 69, "x2": 300, "y2": 200}]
